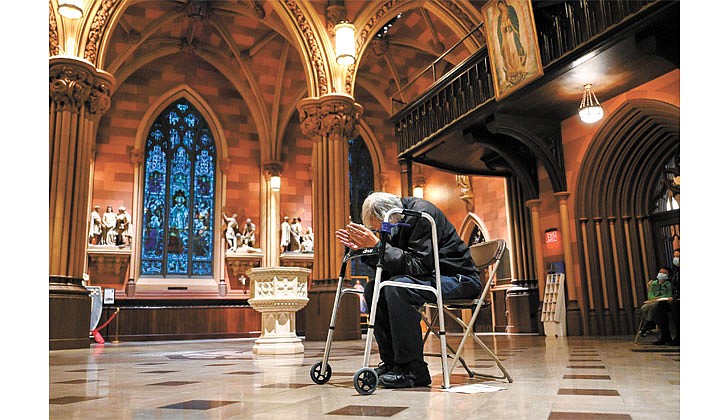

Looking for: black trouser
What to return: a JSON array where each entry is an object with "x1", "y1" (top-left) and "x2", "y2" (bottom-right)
[
  {"x1": 655, "y1": 299, "x2": 680, "y2": 342},
  {"x1": 363, "y1": 273, "x2": 481, "y2": 366}
]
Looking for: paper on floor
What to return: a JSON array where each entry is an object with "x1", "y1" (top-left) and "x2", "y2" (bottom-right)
[{"x1": 442, "y1": 383, "x2": 506, "y2": 394}]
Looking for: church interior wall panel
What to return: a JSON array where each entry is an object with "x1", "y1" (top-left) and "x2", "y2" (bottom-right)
[
  {"x1": 471, "y1": 176, "x2": 509, "y2": 246},
  {"x1": 279, "y1": 119, "x2": 313, "y2": 228},
  {"x1": 95, "y1": 54, "x2": 262, "y2": 229}
]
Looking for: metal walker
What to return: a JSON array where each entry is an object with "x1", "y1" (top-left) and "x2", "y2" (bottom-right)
[{"x1": 309, "y1": 208, "x2": 451, "y2": 395}]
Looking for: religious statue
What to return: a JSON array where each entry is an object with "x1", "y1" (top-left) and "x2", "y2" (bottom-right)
[
  {"x1": 222, "y1": 212, "x2": 239, "y2": 252},
  {"x1": 115, "y1": 206, "x2": 133, "y2": 247},
  {"x1": 280, "y1": 216, "x2": 291, "y2": 253},
  {"x1": 89, "y1": 205, "x2": 102, "y2": 245},
  {"x1": 240, "y1": 218, "x2": 256, "y2": 248},
  {"x1": 456, "y1": 174, "x2": 475, "y2": 213},
  {"x1": 300, "y1": 226, "x2": 314, "y2": 253},
  {"x1": 102, "y1": 205, "x2": 117, "y2": 245},
  {"x1": 290, "y1": 216, "x2": 302, "y2": 251}
]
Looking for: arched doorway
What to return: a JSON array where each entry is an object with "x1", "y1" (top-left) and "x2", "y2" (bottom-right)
[{"x1": 575, "y1": 99, "x2": 679, "y2": 336}]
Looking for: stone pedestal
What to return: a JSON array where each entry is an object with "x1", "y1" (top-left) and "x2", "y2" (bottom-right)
[
  {"x1": 247, "y1": 267, "x2": 310, "y2": 355},
  {"x1": 225, "y1": 252, "x2": 263, "y2": 295}
]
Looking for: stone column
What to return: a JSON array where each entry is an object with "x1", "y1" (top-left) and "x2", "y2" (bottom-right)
[
  {"x1": 262, "y1": 162, "x2": 282, "y2": 267},
  {"x1": 49, "y1": 56, "x2": 114, "y2": 349},
  {"x1": 399, "y1": 158, "x2": 412, "y2": 197},
  {"x1": 248, "y1": 266, "x2": 311, "y2": 355},
  {"x1": 525, "y1": 199, "x2": 545, "y2": 301},
  {"x1": 297, "y1": 94, "x2": 362, "y2": 280},
  {"x1": 554, "y1": 192, "x2": 578, "y2": 307}
]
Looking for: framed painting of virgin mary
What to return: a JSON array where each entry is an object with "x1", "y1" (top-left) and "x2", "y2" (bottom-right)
[{"x1": 482, "y1": 0, "x2": 544, "y2": 100}]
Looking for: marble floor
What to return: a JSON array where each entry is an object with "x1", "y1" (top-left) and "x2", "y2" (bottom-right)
[{"x1": 49, "y1": 334, "x2": 680, "y2": 419}]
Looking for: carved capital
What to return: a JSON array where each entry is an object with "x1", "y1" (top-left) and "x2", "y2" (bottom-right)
[
  {"x1": 88, "y1": 76, "x2": 113, "y2": 116},
  {"x1": 297, "y1": 94, "x2": 362, "y2": 142},
  {"x1": 130, "y1": 148, "x2": 143, "y2": 166},
  {"x1": 297, "y1": 98, "x2": 322, "y2": 141},
  {"x1": 554, "y1": 191, "x2": 571, "y2": 202},
  {"x1": 49, "y1": 62, "x2": 93, "y2": 112},
  {"x1": 49, "y1": 57, "x2": 115, "y2": 117},
  {"x1": 525, "y1": 199, "x2": 542, "y2": 210},
  {"x1": 263, "y1": 161, "x2": 282, "y2": 178}
]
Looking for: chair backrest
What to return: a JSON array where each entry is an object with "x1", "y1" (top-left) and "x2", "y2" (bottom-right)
[
  {"x1": 469, "y1": 239, "x2": 507, "y2": 296},
  {"x1": 470, "y1": 239, "x2": 507, "y2": 270}
]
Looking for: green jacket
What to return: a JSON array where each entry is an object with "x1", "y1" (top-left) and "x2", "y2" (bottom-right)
[{"x1": 647, "y1": 279, "x2": 672, "y2": 300}]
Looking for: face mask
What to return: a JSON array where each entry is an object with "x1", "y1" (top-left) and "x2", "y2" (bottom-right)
[
  {"x1": 657, "y1": 273, "x2": 668, "y2": 281},
  {"x1": 672, "y1": 257, "x2": 679, "y2": 267}
]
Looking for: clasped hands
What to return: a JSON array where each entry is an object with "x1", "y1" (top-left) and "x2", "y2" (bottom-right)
[{"x1": 335, "y1": 222, "x2": 379, "y2": 250}]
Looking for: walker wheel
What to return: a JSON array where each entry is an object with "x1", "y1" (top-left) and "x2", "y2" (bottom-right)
[
  {"x1": 310, "y1": 361, "x2": 332, "y2": 384},
  {"x1": 353, "y1": 367, "x2": 378, "y2": 395}
]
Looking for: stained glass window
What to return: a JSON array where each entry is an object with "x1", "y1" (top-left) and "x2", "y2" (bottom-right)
[
  {"x1": 348, "y1": 136, "x2": 374, "y2": 224},
  {"x1": 348, "y1": 136, "x2": 375, "y2": 280},
  {"x1": 140, "y1": 99, "x2": 216, "y2": 277}
]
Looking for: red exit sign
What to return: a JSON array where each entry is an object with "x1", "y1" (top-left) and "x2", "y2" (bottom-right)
[{"x1": 545, "y1": 229, "x2": 560, "y2": 244}]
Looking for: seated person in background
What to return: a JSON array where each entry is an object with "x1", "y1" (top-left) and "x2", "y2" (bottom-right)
[
  {"x1": 639, "y1": 267, "x2": 673, "y2": 336},
  {"x1": 335, "y1": 192, "x2": 481, "y2": 389},
  {"x1": 653, "y1": 249, "x2": 680, "y2": 345}
]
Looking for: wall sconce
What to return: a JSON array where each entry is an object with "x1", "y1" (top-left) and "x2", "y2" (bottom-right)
[
  {"x1": 578, "y1": 83, "x2": 604, "y2": 123},
  {"x1": 412, "y1": 174, "x2": 425, "y2": 199},
  {"x1": 335, "y1": 22, "x2": 356, "y2": 65},
  {"x1": 58, "y1": 0, "x2": 84, "y2": 19},
  {"x1": 413, "y1": 185, "x2": 424, "y2": 199},
  {"x1": 270, "y1": 175, "x2": 281, "y2": 191}
]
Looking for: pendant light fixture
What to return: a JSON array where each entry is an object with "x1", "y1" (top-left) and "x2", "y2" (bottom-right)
[{"x1": 578, "y1": 83, "x2": 604, "y2": 123}]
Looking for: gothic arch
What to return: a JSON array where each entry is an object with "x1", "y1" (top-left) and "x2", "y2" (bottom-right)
[
  {"x1": 271, "y1": 0, "x2": 334, "y2": 97},
  {"x1": 574, "y1": 99, "x2": 679, "y2": 336},
  {"x1": 129, "y1": 85, "x2": 230, "y2": 281},
  {"x1": 347, "y1": 0, "x2": 485, "y2": 97},
  {"x1": 356, "y1": 121, "x2": 386, "y2": 190},
  {"x1": 458, "y1": 212, "x2": 490, "y2": 245}
]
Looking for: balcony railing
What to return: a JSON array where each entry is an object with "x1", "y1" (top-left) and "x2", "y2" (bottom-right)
[{"x1": 393, "y1": 0, "x2": 660, "y2": 156}]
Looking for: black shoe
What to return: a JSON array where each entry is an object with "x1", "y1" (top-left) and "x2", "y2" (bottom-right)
[
  {"x1": 379, "y1": 361, "x2": 431, "y2": 389},
  {"x1": 639, "y1": 330, "x2": 648, "y2": 337},
  {"x1": 374, "y1": 361, "x2": 394, "y2": 376},
  {"x1": 652, "y1": 339, "x2": 668, "y2": 345}
]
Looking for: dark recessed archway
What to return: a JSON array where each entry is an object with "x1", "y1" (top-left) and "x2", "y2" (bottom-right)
[{"x1": 574, "y1": 99, "x2": 679, "y2": 336}]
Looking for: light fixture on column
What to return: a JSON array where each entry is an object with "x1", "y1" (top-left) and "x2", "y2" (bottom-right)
[
  {"x1": 578, "y1": 83, "x2": 604, "y2": 123},
  {"x1": 264, "y1": 161, "x2": 282, "y2": 192},
  {"x1": 335, "y1": 22, "x2": 356, "y2": 65},
  {"x1": 58, "y1": 0, "x2": 84, "y2": 19},
  {"x1": 270, "y1": 175, "x2": 281, "y2": 191},
  {"x1": 413, "y1": 185, "x2": 424, "y2": 199},
  {"x1": 413, "y1": 175, "x2": 425, "y2": 199}
]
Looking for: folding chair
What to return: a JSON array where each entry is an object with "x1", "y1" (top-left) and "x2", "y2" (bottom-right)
[{"x1": 421, "y1": 239, "x2": 513, "y2": 382}]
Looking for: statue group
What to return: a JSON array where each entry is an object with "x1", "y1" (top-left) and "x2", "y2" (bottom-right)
[
  {"x1": 89, "y1": 205, "x2": 132, "y2": 247},
  {"x1": 280, "y1": 216, "x2": 314, "y2": 253},
  {"x1": 223, "y1": 213, "x2": 260, "y2": 253}
]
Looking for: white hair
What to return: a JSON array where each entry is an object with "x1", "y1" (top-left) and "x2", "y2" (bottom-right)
[{"x1": 361, "y1": 192, "x2": 403, "y2": 228}]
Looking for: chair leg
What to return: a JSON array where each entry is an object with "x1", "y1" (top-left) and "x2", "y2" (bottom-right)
[
  {"x1": 420, "y1": 309, "x2": 475, "y2": 377},
  {"x1": 444, "y1": 310, "x2": 512, "y2": 383},
  {"x1": 422, "y1": 307, "x2": 512, "y2": 383},
  {"x1": 634, "y1": 319, "x2": 644, "y2": 343}
]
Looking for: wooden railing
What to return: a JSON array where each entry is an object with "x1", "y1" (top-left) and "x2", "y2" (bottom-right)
[{"x1": 393, "y1": 0, "x2": 660, "y2": 156}]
